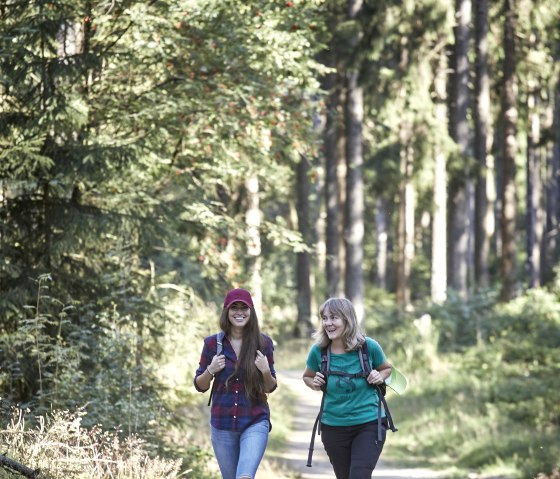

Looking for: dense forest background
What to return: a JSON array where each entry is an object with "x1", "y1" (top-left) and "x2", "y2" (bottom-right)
[{"x1": 1, "y1": 0, "x2": 559, "y2": 478}]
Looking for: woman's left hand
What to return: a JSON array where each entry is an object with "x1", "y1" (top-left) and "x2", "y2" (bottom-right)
[
  {"x1": 367, "y1": 369, "x2": 385, "y2": 385},
  {"x1": 255, "y1": 350, "x2": 270, "y2": 373}
]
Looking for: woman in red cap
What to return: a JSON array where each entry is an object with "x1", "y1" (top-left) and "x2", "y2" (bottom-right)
[{"x1": 194, "y1": 288, "x2": 277, "y2": 479}]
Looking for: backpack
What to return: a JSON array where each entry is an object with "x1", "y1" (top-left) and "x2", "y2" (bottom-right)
[
  {"x1": 207, "y1": 331, "x2": 225, "y2": 406},
  {"x1": 306, "y1": 340, "x2": 398, "y2": 467}
]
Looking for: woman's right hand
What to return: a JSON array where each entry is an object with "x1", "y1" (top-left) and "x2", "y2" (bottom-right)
[
  {"x1": 311, "y1": 372, "x2": 326, "y2": 391},
  {"x1": 207, "y1": 354, "x2": 225, "y2": 376}
]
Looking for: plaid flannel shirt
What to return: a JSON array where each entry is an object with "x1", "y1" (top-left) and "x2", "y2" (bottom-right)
[{"x1": 194, "y1": 332, "x2": 277, "y2": 432}]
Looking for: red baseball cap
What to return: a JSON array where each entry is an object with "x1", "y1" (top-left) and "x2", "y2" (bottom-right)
[{"x1": 223, "y1": 288, "x2": 254, "y2": 309}]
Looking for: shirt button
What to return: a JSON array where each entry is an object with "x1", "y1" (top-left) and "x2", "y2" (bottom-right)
[{"x1": 235, "y1": 403, "x2": 238, "y2": 406}]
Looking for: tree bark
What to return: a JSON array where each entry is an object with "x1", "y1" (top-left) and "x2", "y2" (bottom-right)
[
  {"x1": 344, "y1": 0, "x2": 364, "y2": 322},
  {"x1": 396, "y1": 122, "x2": 413, "y2": 308},
  {"x1": 245, "y1": 176, "x2": 263, "y2": 318},
  {"x1": 375, "y1": 196, "x2": 389, "y2": 289},
  {"x1": 449, "y1": 0, "x2": 473, "y2": 299},
  {"x1": 544, "y1": 57, "x2": 560, "y2": 283},
  {"x1": 526, "y1": 69, "x2": 543, "y2": 288},
  {"x1": 344, "y1": 68, "x2": 364, "y2": 321},
  {"x1": 500, "y1": 0, "x2": 518, "y2": 300},
  {"x1": 324, "y1": 52, "x2": 342, "y2": 298},
  {"x1": 432, "y1": 43, "x2": 448, "y2": 304},
  {"x1": 295, "y1": 154, "x2": 313, "y2": 337},
  {"x1": 473, "y1": 0, "x2": 494, "y2": 290}
]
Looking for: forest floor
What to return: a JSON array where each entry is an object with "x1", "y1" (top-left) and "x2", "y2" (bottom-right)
[{"x1": 263, "y1": 370, "x2": 445, "y2": 479}]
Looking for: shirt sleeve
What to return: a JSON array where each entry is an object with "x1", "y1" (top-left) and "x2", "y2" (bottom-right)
[
  {"x1": 306, "y1": 344, "x2": 320, "y2": 372},
  {"x1": 262, "y1": 334, "x2": 278, "y2": 392},
  {"x1": 366, "y1": 337, "x2": 387, "y2": 369},
  {"x1": 193, "y1": 334, "x2": 215, "y2": 392}
]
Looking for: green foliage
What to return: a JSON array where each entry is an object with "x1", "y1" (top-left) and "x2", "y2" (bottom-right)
[
  {"x1": 0, "y1": 277, "x2": 170, "y2": 443},
  {"x1": 426, "y1": 288, "x2": 501, "y2": 351},
  {"x1": 378, "y1": 285, "x2": 560, "y2": 478},
  {"x1": 0, "y1": 0, "x2": 327, "y2": 326},
  {"x1": 0, "y1": 0, "x2": 327, "y2": 402},
  {"x1": 2, "y1": 0, "x2": 559, "y2": 477}
]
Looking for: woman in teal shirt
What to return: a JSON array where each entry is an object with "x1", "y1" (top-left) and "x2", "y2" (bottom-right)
[{"x1": 302, "y1": 297, "x2": 393, "y2": 479}]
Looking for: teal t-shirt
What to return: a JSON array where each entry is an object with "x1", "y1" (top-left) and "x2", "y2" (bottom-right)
[{"x1": 306, "y1": 337, "x2": 387, "y2": 426}]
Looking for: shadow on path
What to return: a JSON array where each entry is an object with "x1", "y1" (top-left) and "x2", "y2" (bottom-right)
[{"x1": 268, "y1": 370, "x2": 443, "y2": 479}]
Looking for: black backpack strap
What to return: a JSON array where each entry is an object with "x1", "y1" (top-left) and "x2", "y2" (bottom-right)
[
  {"x1": 358, "y1": 342, "x2": 372, "y2": 377},
  {"x1": 308, "y1": 341, "x2": 399, "y2": 463},
  {"x1": 361, "y1": 340, "x2": 397, "y2": 441},
  {"x1": 207, "y1": 331, "x2": 225, "y2": 407},
  {"x1": 320, "y1": 345, "x2": 330, "y2": 379},
  {"x1": 307, "y1": 390, "x2": 326, "y2": 467},
  {"x1": 307, "y1": 345, "x2": 330, "y2": 467},
  {"x1": 376, "y1": 384, "x2": 398, "y2": 440}
]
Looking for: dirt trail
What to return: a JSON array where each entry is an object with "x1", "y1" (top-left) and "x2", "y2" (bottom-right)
[{"x1": 270, "y1": 370, "x2": 443, "y2": 479}]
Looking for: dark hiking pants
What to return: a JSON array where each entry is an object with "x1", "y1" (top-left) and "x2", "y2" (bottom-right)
[{"x1": 321, "y1": 419, "x2": 386, "y2": 479}]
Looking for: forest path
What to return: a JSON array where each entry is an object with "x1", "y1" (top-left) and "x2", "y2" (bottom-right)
[{"x1": 265, "y1": 369, "x2": 444, "y2": 479}]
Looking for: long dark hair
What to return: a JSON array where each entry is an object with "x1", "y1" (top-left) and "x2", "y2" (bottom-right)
[{"x1": 219, "y1": 306, "x2": 267, "y2": 403}]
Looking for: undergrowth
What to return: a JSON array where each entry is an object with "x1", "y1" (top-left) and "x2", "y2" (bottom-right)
[
  {"x1": 0, "y1": 405, "x2": 189, "y2": 479},
  {"x1": 373, "y1": 286, "x2": 560, "y2": 479}
]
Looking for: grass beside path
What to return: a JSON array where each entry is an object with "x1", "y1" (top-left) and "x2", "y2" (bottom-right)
[
  {"x1": 264, "y1": 369, "x2": 444, "y2": 479},
  {"x1": 265, "y1": 339, "x2": 519, "y2": 479}
]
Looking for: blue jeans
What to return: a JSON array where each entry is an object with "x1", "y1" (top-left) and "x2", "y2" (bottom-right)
[{"x1": 210, "y1": 420, "x2": 269, "y2": 479}]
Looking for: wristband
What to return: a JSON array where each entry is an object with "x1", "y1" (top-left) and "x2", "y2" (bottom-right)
[{"x1": 206, "y1": 367, "x2": 215, "y2": 378}]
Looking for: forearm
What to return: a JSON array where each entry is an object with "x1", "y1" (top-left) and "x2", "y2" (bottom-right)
[
  {"x1": 195, "y1": 367, "x2": 215, "y2": 392},
  {"x1": 377, "y1": 363, "x2": 392, "y2": 382},
  {"x1": 302, "y1": 370, "x2": 324, "y2": 391},
  {"x1": 261, "y1": 370, "x2": 277, "y2": 392},
  {"x1": 303, "y1": 375, "x2": 319, "y2": 390}
]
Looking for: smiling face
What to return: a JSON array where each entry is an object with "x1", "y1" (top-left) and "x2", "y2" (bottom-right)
[
  {"x1": 228, "y1": 301, "x2": 251, "y2": 329},
  {"x1": 321, "y1": 305, "x2": 345, "y2": 341}
]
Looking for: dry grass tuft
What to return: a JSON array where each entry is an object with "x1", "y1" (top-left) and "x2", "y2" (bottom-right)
[{"x1": 1, "y1": 406, "x2": 184, "y2": 479}]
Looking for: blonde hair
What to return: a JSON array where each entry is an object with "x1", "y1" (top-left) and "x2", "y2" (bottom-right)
[{"x1": 313, "y1": 297, "x2": 365, "y2": 351}]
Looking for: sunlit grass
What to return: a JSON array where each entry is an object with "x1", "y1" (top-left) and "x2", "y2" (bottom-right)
[
  {"x1": 260, "y1": 380, "x2": 299, "y2": 479},
  {"x1": 273, "y1": 337, "x2": 314, "y2": 371},
  {"x1": 381, "y1": 354, "x2": 559, "y2": 479},
  {"x1": 172, "y1": 328, "x2": 560, "y2": 479},
  {"x1": 267, "y1": 375, "x2": 297, "y2": 453}
]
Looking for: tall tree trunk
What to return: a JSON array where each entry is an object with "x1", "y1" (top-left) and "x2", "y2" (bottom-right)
[
  {"x1": 473, "y1": 0, "x2": 494, "y2": 290},
  {"x1": 544, "y1": 60, "x2": 560, "y2": 282},
  {"x1": 432, "y1": 43, "x2": 448, "y2": 304},
  {"x1": 337, "y1": 114, "x2": 347, "y2": 294},
  {"x1": 449, "y1": 0, "x2": 472, "y2": 299},
  {"x1": 526, "y1": 64, "x2": 543, "y2": 288},
  {"x1": 396, "y1": 134, "x2": 414, "y2": 308},
  {"x1": 245, "y1": 176, "x2": 263, "y2": 318},
  {"x1": 324, "y1": 53, "x2": 342, "y2": 298},
  {"x1": 295, "y1": 155, "x2": 313, "y2": 337},
  {"x1": 375, "y1": 197, "x2": 389, "y2": 289},
  {"x1": 344, "y1": 0, "x2": 364, "y2": 322},
  {"x1": 500, "y1": 0, "x2": 518, "y2": 300}
]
